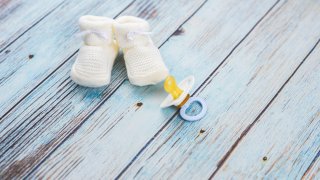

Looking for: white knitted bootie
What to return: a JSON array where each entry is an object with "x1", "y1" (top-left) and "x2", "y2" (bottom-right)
[
  {"x1": 70, "y1": 15, "x2": 118, "y2": 87},
  {"x1": 114, "y1": 16, "x2": 169, "y2": 86}
]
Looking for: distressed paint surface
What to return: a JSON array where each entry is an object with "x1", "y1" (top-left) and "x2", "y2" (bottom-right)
[{"x1": 0, "y1": 0, "x2": 319, "y2": 179}]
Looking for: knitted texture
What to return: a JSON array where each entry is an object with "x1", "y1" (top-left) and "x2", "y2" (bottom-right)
[
  {"x1": 114, "y1": 16, "x2": 169, "y2": 86},
  {"x1": 70, "y1": 15, "x2": 118, "y2": 87}
]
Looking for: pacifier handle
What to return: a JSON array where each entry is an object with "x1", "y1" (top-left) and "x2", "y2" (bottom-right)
[{"x1": 179, "y1": 97, "x2": 207, "y2": 122}]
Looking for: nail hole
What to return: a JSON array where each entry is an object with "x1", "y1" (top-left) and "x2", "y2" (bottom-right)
[
  {"x1": 135, "y1": 102, "x2": 143, "y2": 111},
  {"x1": 28, "y1": 54, "x2": 34, "y2": 59},
  {"x1": 200, "y1": 129, "x2": 205, "y2": 133},
  {"x1": 263, "y1": 156, "x2": 268, "y2": 161}
]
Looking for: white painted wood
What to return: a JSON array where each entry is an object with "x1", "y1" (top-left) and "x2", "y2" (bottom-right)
[
  {"x1": 29, "y1": 0, "x2": 281, "y2": 178},
  {"x1": 213, "y1": 43, "x2": 320, "y2": 179},
  {"x1": 0, "y1": 0, "x2": 208, "y2": 178}
]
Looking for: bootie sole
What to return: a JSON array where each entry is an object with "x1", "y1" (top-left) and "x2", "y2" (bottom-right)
[
  {"x1": 70, "y1": 66, "x2": 110, "y2": 88},
  {"x1": 128, "y1": 69, "x2": 169, "y2": 86}
]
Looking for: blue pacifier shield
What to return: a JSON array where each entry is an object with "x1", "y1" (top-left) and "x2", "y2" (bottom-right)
[{"x1": 179, "y1": 97, "x2": 207, "y2": 121}]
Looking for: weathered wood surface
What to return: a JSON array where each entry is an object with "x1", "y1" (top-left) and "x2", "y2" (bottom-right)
[
  {"x1": 0, "y1": 0, "x2": 208, "y2": 178},
  {"x1": 117, "y1": 0, "x2": 320, "y2": 178},
  {"x1": 30, "y1": 0, "x2": 285, "y2": 178},
  {"x1": 1, "y1": 0, "x2": 319, "y2": 179},
  {"x1": 0, "y1": 0, "x2": 65, "y2": 50},
  {"x1": 213, "y1": 42, "x2": 320, "y2": 179}
]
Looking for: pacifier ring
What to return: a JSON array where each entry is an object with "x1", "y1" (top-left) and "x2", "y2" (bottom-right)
[{"x1": 179, "y1": 97, "x2": 207, "y2": 122}]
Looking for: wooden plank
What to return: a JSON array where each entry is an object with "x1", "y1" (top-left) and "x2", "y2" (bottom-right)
[
  {"x1": 0, "y1": 0, "x2": 65, "y2": 50},
  {"x1": 0, "y1": 0, "x2": 208, "y2": 178},
  {"x1": 212, "y1": 43, "x2": 320, "y2": 179},
  {"x1": 303, "y1": 154, "x2": 320, "y2": 180},
  {"x1": 0, "y1": 0, "x2": 133, "y2": 117},
  {"x1": 29, "y1": 0, "x2": 281, "y2": 178},
  {"x1": 107, "y1": 0, "x2": 320, "y2": 179}
]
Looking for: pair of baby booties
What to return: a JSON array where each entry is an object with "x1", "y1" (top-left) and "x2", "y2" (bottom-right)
[{"x1": 70, "y1": 15, "x2": 169, "y2": 87}]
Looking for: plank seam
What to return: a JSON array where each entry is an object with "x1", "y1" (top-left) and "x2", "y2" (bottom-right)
[
  {"x1": 156, "y1": 0, "x2": 209, "y2": 48},
  {"x1": 0, "y1": 83, "x2": 77, "y2": 156},
  {"x1": 209, "y1": 37, "x2": 320, "y2": 179},
  {"x1": 0, "y1": 50, "x2": 78, "y2": 122},
  {"x1": 114, "y1": 0, "x2": 281, "y2": 178},
  {"x1": 115, "y1": 111, "x2": 180, "y2": 179},
  {"x1": 302, "y1": 149, "x2": 320, "y2": 179},
  {"x1": 0, "y1": 1, "x2": 65, "y2": 54},
  {"x1": 23, "y1": 79, "x2": 127, "y2": 179}
]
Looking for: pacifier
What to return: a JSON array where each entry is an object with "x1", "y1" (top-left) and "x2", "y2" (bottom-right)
[{"x1": 160, "y1": 75, "x2": 207, "y2": 121}]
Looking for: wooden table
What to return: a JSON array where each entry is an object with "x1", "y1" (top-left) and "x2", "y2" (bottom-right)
[{"x1": 1, "y1": 0, "x2": 319, "y2": 179}]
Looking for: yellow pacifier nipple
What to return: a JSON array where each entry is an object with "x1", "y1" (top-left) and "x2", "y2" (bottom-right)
[{"x1": 164, "y1": 76, "x2": 183, "y2": 100}]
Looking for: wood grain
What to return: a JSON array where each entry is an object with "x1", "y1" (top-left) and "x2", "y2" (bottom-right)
[
  {"x1": 0, "y1": 0, "x2": 65, "y2": 51},
  {"x1": 115, "y1": 0, "x2": 320, "y2": 179},
  {"x1": 0, "y1": 0, "x2": 208, "y2": 178},
  {"x1": 213, "y1": 42, "x2": 320, "y2": 179},
  {"x1": 29, "y1": 0, "x2": 281, "y2": 178}
]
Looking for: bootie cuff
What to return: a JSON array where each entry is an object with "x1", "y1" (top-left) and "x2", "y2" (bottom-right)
[
  {"x1": 114, "y1": 16, "x2": 151, "y2": 49},
  {"x1": 79, "y1": 15, "x2": 114, "y2": 46}
]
